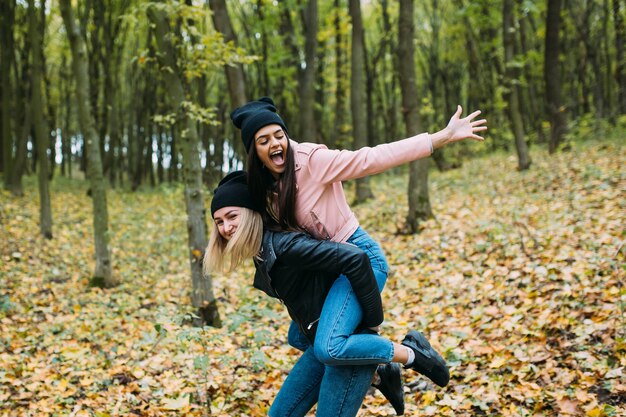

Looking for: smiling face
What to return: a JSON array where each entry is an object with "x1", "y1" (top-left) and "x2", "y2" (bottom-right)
[
  {"x1": 213, "y1": 206, "x2": 241, "y2": 241},
  {"x1": 254, "y1": 124, "x2": 289, "y2": 178}
]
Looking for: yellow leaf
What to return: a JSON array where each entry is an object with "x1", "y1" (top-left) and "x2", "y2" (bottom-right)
[
  {"x1": 79, "y1": 377, "x2": 94, "y2": 387},
  {"x1": 422, "y1": 390, "x2": 437, "y2": 406},
  {"x1": 586, "y1": 407, "x2": 606, "y2": 417},
  {"x1": 490, "y1": 356, "x2": 507, "y2": 368},
  {"x1": 162, "y1": 394, "x2": 190, "y2": 410}
]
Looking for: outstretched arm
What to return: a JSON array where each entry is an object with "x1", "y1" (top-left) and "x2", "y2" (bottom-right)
[
  {"x1": 307, "y1": 105, "x2": 487, "y2": 184},
  {"x1": 430, "y1": 105, "x2": 488, "y2": 149}
]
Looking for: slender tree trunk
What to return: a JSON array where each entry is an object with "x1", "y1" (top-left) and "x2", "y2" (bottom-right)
[
  {"x1": 614, "y1": 0, "x2": 626, "y2": 114},
  {"x1": 148, "y1": 4, "x2": 221, "y2": 328},
  {"x1": 107, "y1": 85, "x2": 120, "y2": 187},
  {"x1": 545, "y1": 0, "x2": 567, "y2": 153},
  {"x1": 603, "y1": 0, "x2": 614, "y2": 121},
  {"x1": 427, "y1": 0, "x2": 452, "y2": 172},
  {"x1": 518, "y1": 1, "x2": 545, "y2": 142},
  {"x1": 10, "y1": 46, "x2": 31, "y2": 196},
  {"x1": 208, "y1": 1, "x2": 248, "y2": 142},
  {"x1": 145, "y1": 122, "x2": 155, "y2": 187},
  {"x1": 349, "y1": 0, "x2": 373, "y2": 203},
  {"x1": 503, "y1": 0, "x2": 531, "y2": 170},
  {"x1": 39, "y1": 3, "x2": 56, "y2": 181},
  {"x1": 29, "y1": 0, "x2": 53, "y2": 239},
  {"x1": 277, "y1": 2, "x2": 302, "y2": 134},
  {"x1": 169, "y1": 127, "x2": 178, "y2": 182},
  {"x1": 380, "y1": 0, "x2": 400, "y2": 146},
  {"x1": 331, "y1": 0, "x2": 347, "y2": 149},
  {"x1": 60, "y1": 0, "x2": 115, "y2": 287},
  {"x1": 11, "y1": 99, "x2": 30, "y2": 197},
  {"x1": 254, "y1": 0, "x2": 270, "y2": 95},
  {"x1": 0, "y1": 0, "x2": 15, "y2": 188},
  {"x1": 299, "y1": 0, "x2": 318, "y2": 142},
  {"x1": 399, "y1": 0, "x2": 432, "y2": 233},
  {"x1": 60, "y1": 55, "x2": 71, "y2": 177},
  {"x1": 156, "y1": 126, "x2": 164, "y2": 184},
  {"x1": 208, "y1": 0, "x2": 247, "y2": 156}
]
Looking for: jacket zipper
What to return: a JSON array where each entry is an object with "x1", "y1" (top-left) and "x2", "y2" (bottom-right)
[
  {"x1": 307, "y1": 318, "x2": 320, "y2": 330},
  {"x1": 310, "y1": 211, "x2": 331, "y2": 240}
]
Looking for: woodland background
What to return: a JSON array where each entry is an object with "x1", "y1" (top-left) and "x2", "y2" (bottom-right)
[{"x1": 0, "y1": 0, "x2": 625, "y2": 416}]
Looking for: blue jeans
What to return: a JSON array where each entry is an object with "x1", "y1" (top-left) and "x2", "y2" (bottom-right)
[
  {"x1": 286, "y1": 227, "x2": 392, "y2": 357},
  {"x1": 313, "y1": 227, "x2": 393, "y2": 365},
  {"x1": 269, "y1": 347, "x2": 376, "y2": 417},
  {"x1": 276, "y1": 227, "x2": 392, "y2": 415}
]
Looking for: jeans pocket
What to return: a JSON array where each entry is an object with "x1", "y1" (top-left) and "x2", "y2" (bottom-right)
[
  {"x1": 365, "y1": 246, "x2": 388, "y2": 274},
  {"x1": 349, "y1": 231, "x2": 388, "y2": 274}
]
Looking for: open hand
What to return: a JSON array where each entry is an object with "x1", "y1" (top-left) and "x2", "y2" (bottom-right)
[{"x1": 446, "y1": 105, "x2": 487, "y2": 143}]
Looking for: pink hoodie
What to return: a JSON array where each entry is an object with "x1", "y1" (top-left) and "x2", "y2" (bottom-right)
[{"x1": 291, "y1": 133, "x2": 433, "y2": 242}]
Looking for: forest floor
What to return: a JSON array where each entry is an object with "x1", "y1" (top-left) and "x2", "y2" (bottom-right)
[{"x1": 1, "y1": 138, "x2": 624, "y2": 417}]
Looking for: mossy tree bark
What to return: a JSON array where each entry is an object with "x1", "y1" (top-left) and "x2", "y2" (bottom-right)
[
  {"x1": 349, "y1": 0, "x2": 374, "y2": 204},
  {"x1": 399, "y1": 0, "x2": 432, "y2": 234},
  {"x1": 148, "y1": 3, "x2": 221, "y2": 327},
  {"x1": 503, "y1": 0, "x2": 531, "y2": 170},
  {"x1": 28, "y1": 0, "x2": 53, "y2": 239},
  {"x1": 60, "y1": 0, "x2": 115, "y2": 287}
]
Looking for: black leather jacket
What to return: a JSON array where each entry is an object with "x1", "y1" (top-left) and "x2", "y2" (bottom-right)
[{"x1": 253, "y1": 230, "x2": 383, "y2": 343}]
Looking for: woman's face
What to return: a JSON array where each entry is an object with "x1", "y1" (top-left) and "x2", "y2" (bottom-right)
[
  {"x1": 254, "y1": 124, "x2": 288, "y2": 178},
  {"x1": 213, "y1": 206, "x2": 241, "y2": 241}
]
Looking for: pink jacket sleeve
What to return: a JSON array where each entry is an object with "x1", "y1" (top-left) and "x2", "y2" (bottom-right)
[{"x1": 306, "y1": 133, "x2": 432, "y2": 184}]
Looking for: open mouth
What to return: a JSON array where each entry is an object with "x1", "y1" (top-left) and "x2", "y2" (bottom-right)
[{"x1": 270, "y1": 149, "x2": 284, "y2": 165}]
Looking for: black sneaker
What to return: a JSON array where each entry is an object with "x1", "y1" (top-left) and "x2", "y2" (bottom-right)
[
  {"x1": 372, "y1": 363, "x2": 405, "y2": 415},
  {"x1": 401, "y1": 330, "x2": 449, "y2": 387}
]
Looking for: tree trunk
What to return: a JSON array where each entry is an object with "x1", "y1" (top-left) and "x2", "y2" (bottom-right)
[
  {"x1": 148, "y1": 4, "x2": 221, "y2": 328},
  {"x1": 398, "y1": 0, "x2": 432, "y2": 234},
  {"x1": 169, "y1": 127, "x2": 178, "y2": 182},
  {"x1": 60, "y1": 54, "x2": 72, "y2": 178},
  {"x1": 427, "y1": 0, "x2": 452, "y2": 172},
  {"x1": 614, "y1": 0, "x2": 626, "y2": 114},
  {"x1": 0, "y1": 0, "x2": 15, "y2": 188},
  {"x1": 518, "y1": 1, "x2": 545, "y2": 142},
  {"x1": 503, "y1": 0, "x2": 531, "y2": 170},
  {"x1": 299, "y1": 0, "x2": 318, "y2": 142},
  {"x1": 208, "y1": 11, "x2": 247, "y2": 101},
  {"x1": 254, "y1": 0, "x2": 270, "y2": 95},
  {"x1": 60, "y1": 0, "x2": 115, "y2": 287},
  {"x1": 39, "y1": 2, "x2": 57, "y2": 181},
  {"x1": 29, "y1": 0, "x2": 53, "y2": 239},
  {"x1": 380, "y1": 0, "x2": 400, "y2": 146},
  {"x1": 349, "y1": 0, "x2": 373, "y2": 203},
  {"x1": 277, "y1": 2, "x2": 303, "y2": 135},
  {"x1": 208, "y1": 0, "x2": 247, "y2": 156},
  {"x1": 10, "y1": 47, "x2": 31, "y2": 197},
  {"x1": 331, "y1": 0, "x2": 347, "y2": 149},
  {"x1": 545, "y1": 0, "x2": 567, "y2": 153},
  {"x1": 156, "y1": 126, "x2": 164, "y2": 184},
  {"x1": 603, "y1": 0, "x2": 614, "y2": 121}
]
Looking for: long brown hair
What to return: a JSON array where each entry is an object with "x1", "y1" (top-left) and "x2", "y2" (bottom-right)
[{"x1": 246, "y1": 135, "x2": 301, "y2": 231}]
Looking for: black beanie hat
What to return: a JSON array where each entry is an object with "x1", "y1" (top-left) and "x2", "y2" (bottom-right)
[
  {"x1": 210, "y1": 171, "x2": 263, "y2": 218},
  {"x1": 230, "y1": 97, "x2": 288, "y2": 153}
]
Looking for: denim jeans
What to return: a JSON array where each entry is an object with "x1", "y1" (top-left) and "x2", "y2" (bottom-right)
[
  {"x1": 269, "y1": 347, "x2": 377, "y2": 417},
  {"x1": 313, "y1": 227, "x2": 393, "y2": 365},
  {"x1": 277, "y1": 227, "x2": 392, "y2": 415}
]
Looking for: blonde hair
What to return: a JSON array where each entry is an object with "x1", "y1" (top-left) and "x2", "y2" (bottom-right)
[{"x1": 203, "y1": 207, "x2": 264, "y2": 275}]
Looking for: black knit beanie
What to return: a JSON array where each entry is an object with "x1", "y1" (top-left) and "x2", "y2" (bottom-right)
[
  {"x1": 230, "y1": 97, "x2": 288, "y2": 153},
  {"x1": 210, "y1": 171, "x2": 263, "y2": 218}
]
